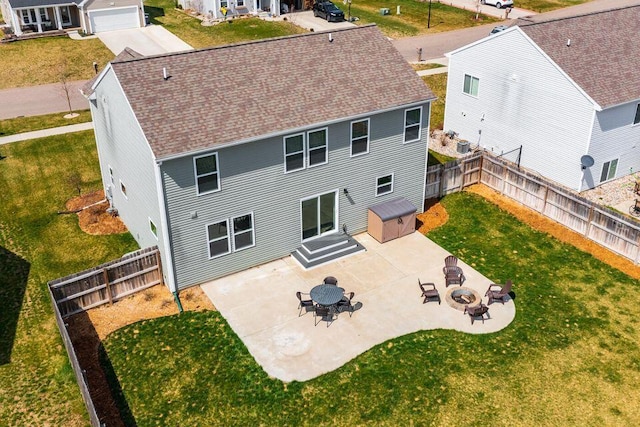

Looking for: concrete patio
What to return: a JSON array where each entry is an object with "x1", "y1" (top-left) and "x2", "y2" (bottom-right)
[{"x1": 200, "y1": 231, "x2": 516, "y2": 382}]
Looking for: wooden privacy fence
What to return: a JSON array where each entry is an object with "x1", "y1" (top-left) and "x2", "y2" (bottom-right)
[
  {"x1": 48, "y1": 246, "x2": 163, "y2": 318},
  {"x1": 427, "y1": 151, "x2": 640, "y2": 263},
  {"x1": 48, "y1": 285, "x2": 102, "y2": 427}
]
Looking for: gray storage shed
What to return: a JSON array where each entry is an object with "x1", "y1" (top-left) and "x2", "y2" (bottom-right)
[{"x1": 367, "y1": 197, "x2": 417, "y2": 243}]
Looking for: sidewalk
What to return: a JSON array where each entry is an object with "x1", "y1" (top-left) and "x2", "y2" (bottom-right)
[{"x1": 0, "y1": 122, "x2": 93, "y2": 145}]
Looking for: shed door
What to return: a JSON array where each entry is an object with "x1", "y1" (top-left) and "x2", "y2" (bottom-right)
[{"x1": 89, "y1": 7, "x2": 139, "y2": 33}]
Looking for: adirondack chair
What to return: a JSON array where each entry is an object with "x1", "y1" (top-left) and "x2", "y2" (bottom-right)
[
  {"x1": 464, "y1": 303, "x2": 489, "y2": 324},
  {"x1": 485, "y1": 280, "x2": 513, "y2": 305},
  {"x1": 442, "y1": 255, "x2": 459, "y2": 275},
  {"x1": 418, "y1": 279, "x2": 440, "y2": 305}
]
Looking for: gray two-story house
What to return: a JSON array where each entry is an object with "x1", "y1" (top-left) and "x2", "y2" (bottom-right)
[{"x1": 85, "y1": 25, "x2": 435, "y2": 293}]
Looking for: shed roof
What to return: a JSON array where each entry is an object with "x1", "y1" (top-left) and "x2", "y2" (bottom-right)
[
  {"x1": 106, "y1": 25, "x2": 435, "y2": 160},
  {"x1": 369, "y1": 197, "x2": 416, "y2": 221},
  {"x1": 517, "y1": 5, "x2": 640, "y2": 108}
]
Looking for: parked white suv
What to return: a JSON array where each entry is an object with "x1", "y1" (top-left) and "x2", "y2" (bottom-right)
[{"x1": 481, "y1": 0, "x2": 514, "y2": 8}]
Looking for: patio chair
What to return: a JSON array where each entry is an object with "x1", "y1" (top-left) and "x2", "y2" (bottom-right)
[
  {"x1": 485, "y1": 280, "x2": 513, "y2": 305},
  {"x1": 464, "y1": 303, "x2": 489, "y2": 325},
  {"x1": 445, "y1": 269, "x2": 465, "y2": 287},
  {"x1": 296, "y1": 291, "x2": 314, "y2": 317},
  {"x1": 323, "y1": 276, "x2": 338, "y2": 286},
  {"x1": 418, "y1": 280, "x2": 440, "y2": 305},
  {"x1": 336, "y1": 291, "x2": 355, "y2": 317},
  {"x1": 314, "y1": 305, "x2": 336, "y2": 327},
  {"x1": 635, "y1": 181, "x2": 640, "y2": 195},
  {"x1": 443, "y1": 255, "x2": 459, "y2": 275}
]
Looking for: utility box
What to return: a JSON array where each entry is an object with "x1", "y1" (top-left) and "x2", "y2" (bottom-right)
[
  {"x1": 368, "y1": 197, "x2": 417, "y2": 243},
  {"x1": 457, "y1": 139, "x2": 470, "y2": 154},
  {"x1": 380, "y1": 7, "x2": 390, "y2": 15}
]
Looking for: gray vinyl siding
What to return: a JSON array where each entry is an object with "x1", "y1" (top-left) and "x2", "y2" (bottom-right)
[
  {"x1": 162, "y1": 104, "x2": 430, "y2": 289},
  {"x1": 90, "y1": 69, "x2": 162, "y2": 255},
  {"x1": 444, "y1": 29, "x2": 593, "y2": 191},
  {"x1": 586, "y1": 101, "x2": 640, "y2": 190}
]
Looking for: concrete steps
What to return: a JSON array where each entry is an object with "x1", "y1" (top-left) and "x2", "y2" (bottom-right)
[{"x1": 291, "y1": 233, "x2": 365, "y2": 269}]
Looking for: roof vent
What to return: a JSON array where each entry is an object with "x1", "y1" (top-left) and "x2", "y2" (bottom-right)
[
  {"x1": 566, "y1": 38, "x2": 571, "y2": 47},
  {"x1": 163, "y1": 67, "x2": 170, "y2": 80},
  {"x1": 328, "y1": 33, "x2": 333, "y2": 43}
]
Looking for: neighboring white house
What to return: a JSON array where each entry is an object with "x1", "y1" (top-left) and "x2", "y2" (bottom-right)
[
  {"x1": 0, "y1": 0, "x2": 144, "y2": 36},
  {"x1": 178, "y1": 0, "x2": 283, "y2": 19},
  {"x1": 444, "y1": 5, "x2": 640, "y2": 192}
]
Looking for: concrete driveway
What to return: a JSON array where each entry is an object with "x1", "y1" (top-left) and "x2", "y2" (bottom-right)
[
  {"x1": 201, "y1": 231, "x2": 516, "y2": 382},
  {"x1": 277, "y1": 11, "x2": 355, "y2": 32},
  {"x1": 98, "y1": 25, "x2": 193, "y2": 56}
]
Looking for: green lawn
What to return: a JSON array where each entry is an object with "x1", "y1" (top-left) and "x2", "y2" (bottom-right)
[
  {"x1": 423, "y1": 72, "x2": 448, "y2": 131},
  {"x1": 514, "y1": 0, "x2": 588, "y2": 13},
  {"x1": 0, "y1": 110, "x2": 92, "y2": 136},
  {"x1": 144, "y1": 0, "x2": 307, "y2": 48},
  {"x1": 101, "y1": 192, "x2": 640, "y2": 426},
  {"x1": 0, "y1": 133, "x2": 138, "y2": 426},
  {"x1": 349, "y1": 0, "x2": 500, "y2": 38},
  {"x1": 0, "y1": 36, "x2": 113, "y2": 89}
]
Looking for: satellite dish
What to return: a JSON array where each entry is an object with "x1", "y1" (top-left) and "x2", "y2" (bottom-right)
[{"x1": 580, "y1": 155, "x2": 594, "y2": 169}]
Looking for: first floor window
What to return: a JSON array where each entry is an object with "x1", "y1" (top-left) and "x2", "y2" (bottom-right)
[
  {"x1": 376, "y1": 174, "x2": 394, "y2": 196},
  {"x1": 60, "y1": 6, "x2": 71, "y2": 25},
  {"x1": 194, "y1": 153, "x2": 220, "y2": 195},
  {"x1": 21, "y1": 9, "x2": 36, "y2": 24},
  {"x1": 307, "y1": 128, "x2": 328, "y2": 167},
  {"x1": 351, "y1": 119, "x2": 369, "y2": 156},
  {"x1": 600, "y1": 159, "x2": 618, "y2": 183},
  {"x1": 221, "y1": 0, "x2": 228, "y2": 7},
  {"x1": 149, "y1": 219, "x2": 158, "y2": 238},
  {"x1": 108, "y1": 165, "x2": 114, "y2": 185},
  {"x1": 207, "y1": 220, "x2": 230, "y2": 258},
  {"x1": 463, "y1": 74, "x2": 479, "y2": 97},
  {"x1": 232, "y1": 213, "x2": 255, "y2": 251},
  {"x1": 404, "y1": 108, "x2": 422, "y2": 143},
  {"x1": 634, "y1": 103, "x2": 640, "y2": 125},
  {"x1": 120, "y1": 180, "x2": 127, "y2": 198}
]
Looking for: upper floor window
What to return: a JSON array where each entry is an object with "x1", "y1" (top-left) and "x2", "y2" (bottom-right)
[
  {"x1": 194, "y1": 153, "x2": 220, "y2": 195},
  {"x1": 376, "y1": 173, "x2": 394, "y2": 196},
  {"x1": 600, "y1": 159, "x2": 618, "y2": 183},
  {"x1": 404, "y1": 107, "x2": 422, "y2": 143},
  {"x1": 634, "y1": 103, "x2": 640, "y2": 125},
  {"x1": 307, "y1": 128, "x2": 328, "y2": 167},
  {"x1": 351, "y1": 119, "x2": 369, "y2": 156},
  {"x1": 463, "y1": 74, "x2": 479, "y2": 97},
  {"x1": 284, "y1": 128, "x2": 328, "y2": 173}
]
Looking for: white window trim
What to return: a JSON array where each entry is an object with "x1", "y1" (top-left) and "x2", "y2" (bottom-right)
[
  {"x1": 633, "y1": 103, "x2": 640, "y2": 126},
  {"x1": 119, "y1": 179, "x2": 128, "y2": 199},
  {"x1": 463, "y1": 74, "x2": 480, "y2": 97},
  {"x1": 194, "y1": 152, "x2": 221, "y2": 196},
  {"x1": 149, "y1": 218, "x2": 158, "y2": 240},
  {"x1": 284, "y1": 132, "x2": 306, "y2": 174},
  {"x1": 299, "y1": 190, "x2": 339, "y2": 242},
  {"x1": 307, "y1": 127, "x2": 328, "y2": 168},
  {"x1": 600, "y1": 158, "x2": 619, "y2": 183},
  {"x1": 403, "y1": 107, "x2": 422, "y2": 144},
  {"x1": 375, "y1": 173, "x2": 394, "y2": 197},
  {"x1": 231, "y1": 212, "x2": 255, "y2": 252},
  {"x1": 206, "y1": 219, "x2": 231, "y2": 259},
  {"x1": 350, "y1": 118, "x2": 370, "y2": 157}
]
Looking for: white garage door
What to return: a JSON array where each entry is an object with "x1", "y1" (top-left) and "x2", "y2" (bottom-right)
[{"x1": 89, "y1": 7, "x2": 140, "y2": 33}]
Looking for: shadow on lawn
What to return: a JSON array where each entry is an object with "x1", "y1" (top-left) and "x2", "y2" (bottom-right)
[
  {"x1": 144, "y1": 5, "x2": 165, "y2": 24},
  {"x1": 0, "y1": 245, "x2": 30, "y2": 365},
  {"x1": 67, "y1": 311, "x2": 137, "y2": 427}
]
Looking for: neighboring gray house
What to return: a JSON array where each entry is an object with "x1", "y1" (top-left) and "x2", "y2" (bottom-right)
[
  {"x1": 444, "y1": 5, "x2": 640, "y2": 192},
  {"x1": 84, "y1": 25, "x2": 435, "y2": 293},
  {"x1": 1, "y1": 0, "x2": 144, "y2": 36}
]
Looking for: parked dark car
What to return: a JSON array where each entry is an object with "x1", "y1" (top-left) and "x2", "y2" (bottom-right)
[{"x1": 313, "y1": 1, "x2": 345, "y2": 22}]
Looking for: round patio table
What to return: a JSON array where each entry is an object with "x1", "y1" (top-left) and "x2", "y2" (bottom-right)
[{"x1": 310, "y1": 284, "x2": 345, "y2": 306}]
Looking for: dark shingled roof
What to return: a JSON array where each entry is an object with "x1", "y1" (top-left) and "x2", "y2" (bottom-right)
[
  {"x1": 7, "y1": 0, "x2": 76, "y2": 7},
  {"x1": 518, "y1": 5, "x2": 640, "y2": 109},
  {"x1": 107, "y1": 25, "x2": 435, "y2": 160}
]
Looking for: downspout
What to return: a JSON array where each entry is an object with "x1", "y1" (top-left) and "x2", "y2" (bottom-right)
[{"x1": 153, "y1": 160, "x2": 183, "y2": 313}]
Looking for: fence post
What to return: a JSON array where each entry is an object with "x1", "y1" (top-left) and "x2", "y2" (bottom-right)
[
  {"x1": 102, "y1": 268, "x2": 113, "y2": 305},
  {"x1": 584, "y1": 205, "x2": 594, "y2": 238},
  {"x1": 155, "y1": 250, "x2": 164, "y2": 287},
  {"x1": 501, "y1": 160, "x2": 508, "y2": 194},
  {"x1": 438, "y1": 164, "x2": 445, "y2": 198},
  {"x1": 541, "y1": 184, "x2": 549, "y2": 214},
  {"x1": 478, "y1": 152, "x2": 484, "y2": 185}
]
